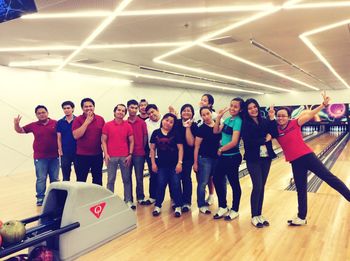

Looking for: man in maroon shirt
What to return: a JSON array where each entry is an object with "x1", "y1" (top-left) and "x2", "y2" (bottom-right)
[
  {"x1": 72, "y1": 98, "x2": 105, "y2": 185},
  {"x1": 14, "y1": 105, "x2": 59, "y2": 206},
  {"x1": 127, "y1": 100, "x2": 150, "y2": 205}
]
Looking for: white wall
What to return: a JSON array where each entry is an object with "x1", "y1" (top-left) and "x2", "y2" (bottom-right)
[{"x1": 0, "y1": 66, "x2": 235, "y2": 177}]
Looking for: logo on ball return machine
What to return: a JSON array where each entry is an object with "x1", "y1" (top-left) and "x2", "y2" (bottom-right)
[{"x1": 90, "y1": 202, "x2": 106, "y2": 218}]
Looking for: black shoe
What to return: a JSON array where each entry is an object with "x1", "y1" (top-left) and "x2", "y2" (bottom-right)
[{"x1": 182, "y1": 204, "x2": 191, "y2": 213}]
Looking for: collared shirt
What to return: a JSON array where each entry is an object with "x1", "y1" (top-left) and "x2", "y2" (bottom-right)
[
  {"x1": 57, "y1": 115, "x2": 76, "y2": 155},
  {"x1": 128, "y1": 117, "x2": 147, "y2": 156},
  {"x1": 23, "y1": 119, "x2": 58, "y2": 159},
  {"x1": 72, "y1": 114, "x2": 105, "y2": 155},
  {"x1": 102, "y1": 120, "x2": 133, "y2": 157}
]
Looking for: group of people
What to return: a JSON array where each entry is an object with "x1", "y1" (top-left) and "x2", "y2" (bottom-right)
[{"x1": 14, "y1": 92, "x2": 350, "y2": 228}]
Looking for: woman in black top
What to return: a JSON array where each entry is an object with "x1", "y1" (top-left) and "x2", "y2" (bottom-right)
[
  {"x1": 193, "y1": 107, "x2": 221, "y2": 214},
  {"x1": 175, "y1": 104, "x2": 198, "y2": 212},
  {"x1": 241, "y1": 99, "x2": 278, "y2": 228},
  {"x1": 150, "y1": 113, "x2": 184, "y2": 217}
]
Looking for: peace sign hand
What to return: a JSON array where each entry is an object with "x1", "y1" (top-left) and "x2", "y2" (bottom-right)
[
  {"x1": 14, "y1": 115, "x2": 22, "y2": 125},
  {"x1": 321, "y1": 91, "x2": 330, "y2": 107},
  {"x1": 218, "y1": 107, "x2": 229, "y2": 119}
]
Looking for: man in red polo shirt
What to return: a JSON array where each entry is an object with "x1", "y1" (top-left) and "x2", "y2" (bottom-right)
[
  {"x1": 102, "y1": 104, "x2": 135, "y2": 209},
  {"x1": 14, "y1": 105, "x2": 59, "y2": 206},
  {"x1": 127, "y1": 99, "x2": 150, "y2": 205},
  {"x1": 72, "y1": 98, "x2": 105, "y2": 185}
]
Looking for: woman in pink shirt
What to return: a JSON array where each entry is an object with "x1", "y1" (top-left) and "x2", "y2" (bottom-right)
[{"x1": 275, "y1": 92, "x2": 350, "y2": 226}]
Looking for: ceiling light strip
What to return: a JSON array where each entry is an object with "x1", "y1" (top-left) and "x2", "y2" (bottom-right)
[
  {"x1": 0, "y1": 42, "x2": 192, "y2": 52},
  {"x1": 199, "y1": 42, "x2": 319, "y2": 90},
  {"x1": 154, "y1": 0, "x2": 301, "y2": 62},
  {"x1": 69, "y1": 63, "x2": 263, "y2": 94},
  {"x1": 157, "y1": 59, "x2": 291, "y2": 93},
  {"x1": 21, "y1": 5, "x2": 275, "y2": 19},
  {"x1": 285, "y1": 2, "x2": 350, "y2": 9},
  {"x1": 56, "y1": 0, "x2": 133, "y2": 71},
  {"x1": 300, "y1": 35, "x2": 350, "y2": 89}
]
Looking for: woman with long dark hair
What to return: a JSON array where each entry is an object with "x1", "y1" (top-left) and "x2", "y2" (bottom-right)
[
  {"x1": 212, "y1": 98, "x2": 244, "y2": 220},
  {"x1": 150, "y1": 113, "x2": 184, "y2": 217},
  {"x1": 275, "y1": 92, "x2": 350, "y2": 225},
  {"x1": 241, "y1": 99, "x2": 278, "y2": 228}
]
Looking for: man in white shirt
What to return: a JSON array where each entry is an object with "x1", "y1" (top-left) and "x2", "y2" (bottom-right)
[{"x1": 144, "y1": 104, "x2": 161, "y2": 204}]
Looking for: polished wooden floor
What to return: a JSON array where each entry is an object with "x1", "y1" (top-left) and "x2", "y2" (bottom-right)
[{"x1": 1, "y1": 133, "x2": 350, "y2": 261}]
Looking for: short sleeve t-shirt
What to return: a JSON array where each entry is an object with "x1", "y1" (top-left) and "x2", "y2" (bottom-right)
[
  {"x1": 277, "y1": 119, "x2": 313, "y2": 162},
  {"x1": 150, "y1": 129, "x2": 183, "y2": 168},
  {"x1": 175, "y1": 119, "x2": 198, "y2": 162},
  {"x1": 56, "y1": 116, "x2": 76, "y2": 155},
  {"x1": 102, "y1": 120, "x2": 133, "y2": 157},
  {"x1": 23, "y1": 119, "x2": 58, "y2": 159},
  {"x1": 72, "y1": 114, "x2": 105, "y2": 156},
  {"x1": 128, "y1": 117, "x2": 147, "y2": 156},
  {"x1": 221, "y1": 116, "x2": 242, "y2": 156},
  {"x1": 196, "y1": 124, "x2": 221, "y2": 158}
]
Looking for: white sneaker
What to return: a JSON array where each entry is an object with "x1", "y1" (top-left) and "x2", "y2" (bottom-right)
[
  {"x1": 199, "y1": 206, "x2": 211, "y2": 215},
  {"x1": 126, "y1": 201, "x2": 136, "y2": 210},
  {"x1": 251, "y1": 216, "x2": 263, "y2": 228},
  {"x1": 258, "y1": 215, "x2": 270, "y2": 226},
  {"x1": 182, "y1": 204, "x2": 191, "y2": 212},
  {"x1": 148, "y1": 198, "x2": 156, "y2": 204},
  {"x1": 213, "y1": 207, "x2": 229, "y2": 219},
  {"x1": 174, "y1": 207, "x2": 182, "y2": 218},
  {"x1": 288, "y1": 217, "x2": 307, "y2": 226},
  {"x1": 152, "y1": 206, "x2": 161, "y2": 216},
  {"x1": 205, "y1": 194, "x2": 214, "y2": 206},
  {"x1": 225, "y1": 210, "x2": 239, "y2": 221}
]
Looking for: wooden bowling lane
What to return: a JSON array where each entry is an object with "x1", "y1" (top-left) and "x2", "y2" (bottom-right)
[{"x1": 317, "y1": 135, "x2": 350, "y2": 195}]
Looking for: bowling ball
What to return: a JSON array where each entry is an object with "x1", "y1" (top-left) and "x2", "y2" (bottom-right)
[
  {"x1": 29, "y1": 246, "x2": 54, "y2": 261},
  {"x1": 0, "y1": 220, "x2": 26, "y2": 244}
]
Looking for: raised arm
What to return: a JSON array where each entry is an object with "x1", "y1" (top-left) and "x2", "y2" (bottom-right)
[
  {"x1": 213, "y1": 107, "x2": 228, "y2": 134},
  {"x1": 297, "y1": 91, "x2": 330, "y2": 126}
]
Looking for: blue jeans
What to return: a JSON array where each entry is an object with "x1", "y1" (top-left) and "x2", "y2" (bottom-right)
[
  {"x1": 60, "y1": 154, "x2": 76, "y2": 181},
  {"x1": 130, "y1": 155, "x2": 145, "y2": 200},
  {"x1": 34, "y1": 158, "x2": 60, "y2": 201},
  {"x1": 196, "y1": 156, "x2": 218, "y2": 207},
  {"x1": 156, "y1": 167, "x2": 182, "y2": 208},
  {"x1": 180, "y1": 160, "x2": 193, "y2": 205},
  {"x1": 107, "y1": 156, "x2": 132, "y2": 202}
]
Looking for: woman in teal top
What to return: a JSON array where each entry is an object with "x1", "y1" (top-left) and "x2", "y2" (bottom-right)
[{"x1": 213, "y1": 98, "x2": 244, "y2": 220}]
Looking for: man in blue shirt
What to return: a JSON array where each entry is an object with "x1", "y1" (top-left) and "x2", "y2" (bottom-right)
[{"x1": 57, "y1": 101, "x2": 77, "y2": 181}]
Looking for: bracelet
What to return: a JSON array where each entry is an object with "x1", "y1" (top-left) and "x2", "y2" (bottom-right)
[
  {"x1": 178, "y1": 161, "x2": 183, "y2": 164},
  {"x1": 129, "y1": 153, "x2": 133, "y2": 156}
]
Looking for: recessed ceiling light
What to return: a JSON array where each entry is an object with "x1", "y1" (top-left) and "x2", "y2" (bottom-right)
[{"x1": 285, "y1": 1, "x2": 350, "y2": 9}]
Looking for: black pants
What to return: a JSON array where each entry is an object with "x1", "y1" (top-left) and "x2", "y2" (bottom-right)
[
  {"x1": 247, "y1": 158, "x2": 272, "y2": 217},
  {"x1": 214, "y1": 154, "x2": 242, "y2": 210},
  {"x1": 75, "y1": 154, "x2": 103, "y2": 185},
  {"x1": 146, "y1": 156, "x2": 158, "y2": 199},
  {"x1": 291, "y1": 152, "x2": 350, "y2": 219},
  {"x1": 60, "y1": 154, "x2": 77, "y2": 181}
]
